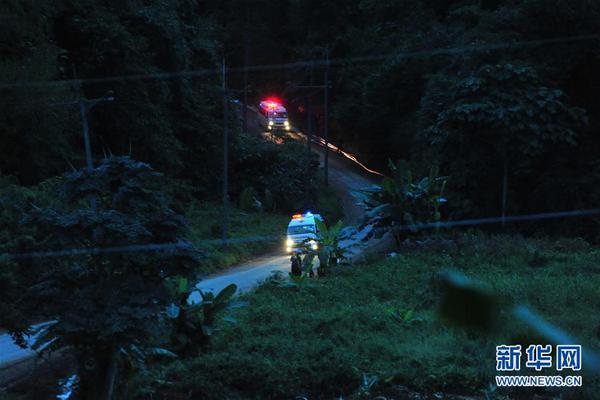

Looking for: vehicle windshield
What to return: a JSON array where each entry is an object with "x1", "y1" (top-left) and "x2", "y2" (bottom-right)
[
  {"x1": 287, "y1": 225, "x2": 314, "y2": 235},
  {"x1": 274, "y1": 111, "x2": 287, "y2": 118}
]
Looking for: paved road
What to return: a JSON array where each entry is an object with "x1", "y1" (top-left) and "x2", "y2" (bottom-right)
[
  {"x1": 189, "y1": 254, "x2": 290, "y2": 300},
  {"x1": 313, "y1": 144, "x2": 375, "y2": 224},
  {"x1": 0, "y1": 117, "x2": 380, "y2": 371}
]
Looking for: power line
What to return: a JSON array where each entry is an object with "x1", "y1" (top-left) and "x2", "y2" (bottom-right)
[
  {"x1": 4, "y1": 236, "x2": 283, "y2": 260},
  {"x1": 396, "y1": 208, "x2": 600, "y2": 232},
  {"x1": 2, "y1": 208, "x2": 599, "y2": 260},
  {"x1": 0, "y1": 34, "x2": 597, "y2": 91}
]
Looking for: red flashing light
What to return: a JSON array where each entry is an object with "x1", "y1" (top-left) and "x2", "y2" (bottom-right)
[{"x1": 263, "y1": 96, "x2": 282, "y2": 107}]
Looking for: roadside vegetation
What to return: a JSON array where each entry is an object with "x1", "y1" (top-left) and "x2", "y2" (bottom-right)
[
  {"x1": 185, "y1": 202, "x2": 289, "y2": 275},
  {"x1": 5, "y1": 232, "x2": 600, "y2": 399},
  {"x1": 0, "y1": 149, "x2": 309, "y2": 399},
  {"x1": 314, "y1": 186, "x2": 346, "y2": 225},
  {"x1": 133, "y1": 233, "x2": 600, "y2": 399}
]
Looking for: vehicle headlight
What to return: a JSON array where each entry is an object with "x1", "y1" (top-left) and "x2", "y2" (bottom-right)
[
  {"x1": 268, "y1": 121, "x2": 273, "y2": 126},
  {"x1": 284, "y1": 121, "x2": 289, "y2": 126},
  {"x1": 286, "y1": 238, "x2": 294, "y2": 246},
  {"x1": 310, "y1": 240, "x2": 318, "y2": 250}
]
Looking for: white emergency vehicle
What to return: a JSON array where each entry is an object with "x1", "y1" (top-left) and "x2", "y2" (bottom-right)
[
  {"x1": 285, "y1": 212, "x2": 323, "y2": 253},
  {"x1": 267, "y1": 105, "x2": 290, "y2": 132}
]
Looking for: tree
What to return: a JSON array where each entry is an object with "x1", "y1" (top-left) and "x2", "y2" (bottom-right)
[
  {"x1": 17, "y1": 157, "x2": 198, "y2": 399},
  {"x1": 230, "y1": 134, "x2": 319, "y2": 210},
  {"x1": 424, "y1": 63, "x2": 587, "y2": 220},
  {"x1": 0, "y1": 176, "x2": 61, "y2": 344}
]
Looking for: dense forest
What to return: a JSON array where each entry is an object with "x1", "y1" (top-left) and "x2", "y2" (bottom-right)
[{"x1": 2, "y1": 0, "x2": 599, "y2": 235}]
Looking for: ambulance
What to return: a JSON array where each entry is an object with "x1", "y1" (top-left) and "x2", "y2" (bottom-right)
[
  {"x1": 267, "y1": 105, "x2": 290, "y2": 132},
  {"x1": 285, "y1": 212, "x2": 323, "y2": 254},
  {"x1": 259, "y1": 99, "x2": 290, "y2": 132}
]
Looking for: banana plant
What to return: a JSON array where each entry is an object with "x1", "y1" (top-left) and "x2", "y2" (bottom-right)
[
  {"x1": 360, "y1": 160, "x2": 447, "y2": 244},
  {"x1": 167, "y1": 277, "x2": 243, "y2": 354},
  {"x1": 314, "y1": 219, "x2": 346, "y2": 275},
  {"x1": 198, "y1": 283, "x2": 238, "y2": 330}
]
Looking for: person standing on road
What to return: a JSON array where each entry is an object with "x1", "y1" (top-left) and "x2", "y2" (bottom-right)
[{"x1": 291, "y1": 252, "x2": 302, "y2": 276}]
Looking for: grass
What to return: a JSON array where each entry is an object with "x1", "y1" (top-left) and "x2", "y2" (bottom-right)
[
  {"x1": 185, "y1": 201, "x2": 290, "y2": 275},
  {"x1": 140, "y1": 233, "x2": 600, "y2": 399}
]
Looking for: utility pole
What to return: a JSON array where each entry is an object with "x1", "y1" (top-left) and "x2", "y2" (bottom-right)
[
  {"x1": 73, "y1": 66, "x2": 95, "y2": 174},
  {"x1": 242, "y1": 42, "x2": 248, "y2": 134},
  {"x1": 324, "y1": 46, "x2": 329, "y2": 187},
  {"x1": 79, "y1": 99, "x2": 94, "y2": 173},
  {"x1": 292, "y1": 54, "x2": 331, "y2": 184},
  {"x1": 222, "y1": 57, "x2": 229, "y2": 247},
  {"x1": 75, "y1": 95, "x2": 114, "y2": 169},
  {"x1": 52, "y1": 76, "x2": 114, "y2": 210},
  {"x1": 242, "y1": 5, "x2": 249, "y2": 134}
]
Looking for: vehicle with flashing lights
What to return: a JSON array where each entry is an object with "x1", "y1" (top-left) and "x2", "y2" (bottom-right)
[
  {"x1": 259, "y1": 99, "x2": 290, "y2": 132},
  {"x1": 267, "y1": 105, "x2": 290, "y2": 132},
  {"x1": 259, "y1": 100, "x2": 278, "y2": 114},
  {"x1": 285, "y1": 212, "x2": 323, "y2": 254}
]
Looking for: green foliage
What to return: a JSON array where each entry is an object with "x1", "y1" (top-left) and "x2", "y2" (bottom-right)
[
  {"x1": 198, "y1": 284, "x2": 239, "y2": 327},
  {"x1": 422, "y1": 63, "x2": 588, "y2": 219},
  {"x1": 0, "y1": 1, "x2": 82, "y2": 184},
  {"x1": 15, "y1": 157, "x2": 198, "y2": 399},
  {"x1": 231, "y1": 134, "x2": 319, "y2": 211},
  {"x1": 385, "y1": 306, "x2": 418, "y2": 325},
  {"x1": 432, "y1": 64, "x2": 581, "y2": 139},
  {"x1": 185, "y1": 202, "x2": 289, "y2": 274},
  {"x1": 238, "y1": 187, "x2": 261, "y2": 212},
  {"x1": 361, "y1": 161, "x2": 447, "y2": 243},
  {"x1": 167, "y1": 279, "x2": 242, "y2": 355},
  {"x1": 0, "y1": 176, "x2": 62, "y2": 343},
  {"x1": 425, "y1": 63, "x2": 587, "y2": 155},
  {"x1": 1, "y1": 0, "x2": 224, "y2": 192},
  {"x1": 314, "y1": 186, "x2": 346, "y2": 225},
  {"x1": 314, "y1": 219, "x2": 346, "y2": 275},
  {"x1": 134, "y1": 234, "x2": 600, "y2": 399},
  {"x1": 245, "y1": 0, "x2": 599, "y2": 236},
  {"x1": 357, "y1": 372, "x2": 379, "y2": 398},
  {"x1": 0, "y1": 181, "x2": 31, "y2": 341},
  {"x1": 3, "y1": 0, "x2": 600, "y2": 238}
]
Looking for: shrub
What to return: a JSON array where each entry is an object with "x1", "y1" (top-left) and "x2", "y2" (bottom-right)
[
  {"x1": 361, "y1": 160, "x2": 447, "y2": 245},
  {"x1": 14, "y1": 157, "x2": 199, "y2": 399},
  {"x1": 231, "y1": 134, "x2": 319, "y2": 211},
  {"x1": 239, "y1": 187, "x2": 260, "y2": 212}
]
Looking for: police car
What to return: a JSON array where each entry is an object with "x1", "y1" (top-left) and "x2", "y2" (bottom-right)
[{"x1": 285, "y1": 212, "x2": 323, "y2": 254}]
